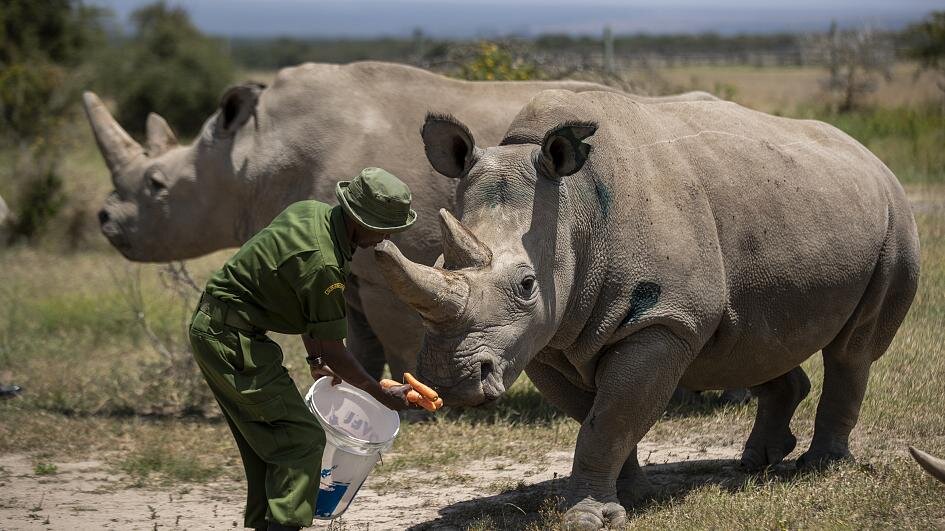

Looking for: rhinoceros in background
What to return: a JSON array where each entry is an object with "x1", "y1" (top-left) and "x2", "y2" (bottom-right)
[
  {"x1": 375, "y1": 89, "x2": 920, "y2": 528},
  {"x1": 911, "y1": 447, "x2": 945, "y2": 484},
  {"x1": 83, "y1": 60, "x2": 716, "y2": 379}
]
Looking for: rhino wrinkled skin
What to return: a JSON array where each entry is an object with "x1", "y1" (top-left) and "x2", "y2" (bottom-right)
[
  {"x1": 85, "y1": 61, "x2": 717, "y2": 378},
  {"x1": 376, "y1": 89, "x2": 920, "y2": 528}
]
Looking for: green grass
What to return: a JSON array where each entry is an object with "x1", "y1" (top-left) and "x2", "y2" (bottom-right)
[
  {"x1": 803, "y1": 104, "x2": 945, "y2": 184},
  {"x1": 32, "y1": 462, "x2": 57, "y2": 475}
]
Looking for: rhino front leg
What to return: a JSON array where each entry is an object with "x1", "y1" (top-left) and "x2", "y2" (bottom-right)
[
  {"x1": 526, "y1": 356, "x2": 654, "y2": 508},
  {"x1": 525, "y1": 353, "x2": 594, "y2": 422},
  {"x1": 564, "y1": 327, "x2": 692, "y2": 531}
]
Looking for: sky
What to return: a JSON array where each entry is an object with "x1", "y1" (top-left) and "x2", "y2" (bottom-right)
[{"x1": 87, "y1": 0, "x2": 944, "y2": 38}]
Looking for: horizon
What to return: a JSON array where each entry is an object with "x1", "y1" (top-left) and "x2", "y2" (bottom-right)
[{"x1": 86, "y1": 0, "x2": 939, "y2": 39}]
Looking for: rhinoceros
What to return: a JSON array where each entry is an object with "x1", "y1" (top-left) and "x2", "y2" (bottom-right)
[
  {"x1": 911, "y1": 447, "x2": 945, "y2": 484},
  {"x1": 374, "y1": 89, "x2": 920, "y2": 528},
  {"x1": 83, "y1": 60, "x2": 716, "y2": 379}
]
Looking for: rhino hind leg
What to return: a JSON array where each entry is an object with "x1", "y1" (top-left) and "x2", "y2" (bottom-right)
[
  {"x1": 799, "y1": 214, "x2": 919, "y2": 471},
  {"x1": 740, "y1": 366, "x2": 811, "y2": 471}
]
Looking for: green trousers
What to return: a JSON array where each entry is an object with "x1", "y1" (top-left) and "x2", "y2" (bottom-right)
[{"x1": 189, "y1": 304, "x2": 325, "y2": 529}]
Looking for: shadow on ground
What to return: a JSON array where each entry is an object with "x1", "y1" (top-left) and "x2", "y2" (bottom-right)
[
  {"x1": 435, "y1": 386, "x2": 753, "y2": 427},
  {"x1": 410, "y1": 457, "x2": 799, "y2": 530}
]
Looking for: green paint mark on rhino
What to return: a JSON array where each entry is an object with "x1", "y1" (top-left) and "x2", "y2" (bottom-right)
[
  {"x1": 594, "y1": 179, "x2": 612, "y2": 218},
  {"x1": 620, "y1": 282, "x2": 661, "y2": 326}
]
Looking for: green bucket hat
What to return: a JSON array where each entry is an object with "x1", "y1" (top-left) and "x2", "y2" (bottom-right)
[{"x1": 336, "y1": 167, "x2": 417, "y2": 233}]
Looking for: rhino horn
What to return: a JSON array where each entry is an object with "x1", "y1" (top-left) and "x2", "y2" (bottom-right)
[
  {"x1": 146, "y1": 112, "x2": 178, "y2": 156},
  {"x1": 375, "y1": 240, "x2": 469, "y2": 323},
  {"x1": 82, "y1": 91, "x2": 145, "y2": 174},
  {"x1": 439, "y1": 209, "x2": 492, "y2": 269},
  {"x1": 910, "y1": 446, "x2": 945, "y2": 484}
]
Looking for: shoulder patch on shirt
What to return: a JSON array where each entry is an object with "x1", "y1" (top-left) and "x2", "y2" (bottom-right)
[{"x1": 324, "y1": 282, "x2": 345, "y2": 296}]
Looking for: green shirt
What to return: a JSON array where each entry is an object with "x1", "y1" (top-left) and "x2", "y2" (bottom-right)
[{"x1": 205, "y1": 201, "x2": 354, "y2": 340}]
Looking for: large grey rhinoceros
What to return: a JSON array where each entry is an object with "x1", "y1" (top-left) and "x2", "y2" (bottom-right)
[
  {"x1": 374, "y1": 89, "x2": 920, "y2": 528},
  {"x1": 83, "y1": 60, "x2": 714, "y2": 379}
]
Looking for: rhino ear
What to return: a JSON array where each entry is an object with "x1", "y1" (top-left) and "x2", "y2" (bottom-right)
[
  {"x1": 217, "y1": 82, "x2": 266, "y2": 137},
  {"x1": 539, "y1": 122, "x2": 597, "y2": 179},
  {"x1": 146, "y1": 113, "x2": 178, "y2": 156},
  {"x1": 421, "y1": 113, "x2": 479, "y2": 179}
]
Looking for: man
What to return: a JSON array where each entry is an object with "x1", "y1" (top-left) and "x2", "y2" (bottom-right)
[{"x1": 189, "y1": 167, "x2": 416, "y2": 531}]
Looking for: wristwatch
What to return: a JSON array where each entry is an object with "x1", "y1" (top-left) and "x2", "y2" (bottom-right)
[{"x1": 305, "y1": 354, "x2": 323, "y2": 368}]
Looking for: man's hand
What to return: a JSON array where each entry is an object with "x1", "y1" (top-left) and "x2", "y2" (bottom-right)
[
  {"x1": 375, "y1": 384, "x2": 412, "y2": 411},
  {"x1": 311, "y1": 364, "x2": 342, "y2": 385},
  {"x1": 302, "y1": 335, "x2": 414, "y2": 412}
]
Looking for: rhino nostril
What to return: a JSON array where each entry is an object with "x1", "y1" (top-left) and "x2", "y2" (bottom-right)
[
  {"x1": 98, "y1": 209, "x2": 110, "y2": 224},
  {"x1": 480, "y1": 360, "x2": 494, "y2": 383}
]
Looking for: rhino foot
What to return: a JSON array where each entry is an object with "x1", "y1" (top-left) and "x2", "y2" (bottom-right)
[
  {"x1": 562, "y1": 498, "x2": 627, "y2": 531},
  {"x1": 797, "y1": 446, "x2": 853, "y2": 471},
  {"x1": 740, "y1": 431, "x2": 797, "y2": 471},
  {"x1": 616, "y1": 474, "x2": 654, "y2": 508}
]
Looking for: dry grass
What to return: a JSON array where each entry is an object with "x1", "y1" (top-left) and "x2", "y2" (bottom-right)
[{"x1": 657, "y1": 62, "x2": 943, "y2": 114}]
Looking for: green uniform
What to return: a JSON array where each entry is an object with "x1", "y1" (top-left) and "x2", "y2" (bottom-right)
[{"x1": 189, "y1": 200, "x2": 353, "y2": 529}]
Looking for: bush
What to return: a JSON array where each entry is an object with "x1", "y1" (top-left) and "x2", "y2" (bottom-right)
[
  {"x1": 0, "y1": 0, "x2": 106, "y2": 244},
  {"x1": 101, "y1": 2, "x2": 235, "y2": 137},
  {"x1": 458, "y1": 42, "x2": 543, "y2": 81}
]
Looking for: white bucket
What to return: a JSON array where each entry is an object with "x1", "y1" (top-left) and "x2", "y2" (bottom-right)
[{"x1": 304, "y1": 377, "x2": 400, "y2": 520}]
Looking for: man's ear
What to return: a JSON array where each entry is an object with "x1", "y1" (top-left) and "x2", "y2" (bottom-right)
[
  {"x1": 539, "y1": 122, "x2": 598, "y2": 179},
  {"x1": 421, "y1": 113, "x2": 479, "y2": 178},
  {"x1": 216, "y1": 82, "x2": 266, "y2": 137}
]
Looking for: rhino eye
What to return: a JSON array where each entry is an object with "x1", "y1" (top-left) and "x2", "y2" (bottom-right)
[{"x1": 518, "y1": 275, "x2": 536, "y2": 299}]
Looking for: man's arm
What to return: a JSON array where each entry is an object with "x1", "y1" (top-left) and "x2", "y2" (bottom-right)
[{"x1": 302, "y1": 335, "x2": 410, "y2": 411}]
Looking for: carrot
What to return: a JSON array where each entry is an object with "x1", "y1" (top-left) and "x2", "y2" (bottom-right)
[
  {"x1": 403, "y1": 372, "x2": 438, "y2": 400},
  {"x1": 415, "y1": 396, "x2": 438, "y2": 412},
  {"x1": 432, "y1": 397, "x2": 444, "y2": 409}
]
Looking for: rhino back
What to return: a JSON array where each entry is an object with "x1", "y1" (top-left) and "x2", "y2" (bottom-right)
[
  {"x1": 246, "y1": 62, "x2": 613, "y2": 271},
  {"x1": 514, "y1": 90, "x2": 915, "y2": 388}
]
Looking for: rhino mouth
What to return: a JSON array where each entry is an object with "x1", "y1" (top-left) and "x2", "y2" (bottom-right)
[
  {"x1": 416, "y1": 353, "x2": 507, "y2": 406},
  {"x1": 100, "y1": 218, "x2": 132, "y2": 253}
]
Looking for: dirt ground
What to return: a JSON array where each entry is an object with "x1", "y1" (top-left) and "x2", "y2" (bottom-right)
[{"x1": 0, "y1": 441, "x2": 741, "y2": 530}]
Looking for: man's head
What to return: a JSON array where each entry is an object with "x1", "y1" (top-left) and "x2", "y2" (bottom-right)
[{"x1": 336, "y1": 167, "x2": 416, "y2": 248}]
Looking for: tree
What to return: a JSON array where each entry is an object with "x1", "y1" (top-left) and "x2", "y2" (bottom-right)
[
  {"x1": 0, "y1": 0, "x2": 107, "y2": 243},
  {"x1": 815, "y1": 21, "x2": 894, "y2": 112},
  {"x1": 904, "y1": 11, "x2": 945, "y2": 99},
  {"x1": 102, "y1": 1, "x2": 235, "y2": 137}
]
